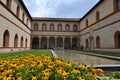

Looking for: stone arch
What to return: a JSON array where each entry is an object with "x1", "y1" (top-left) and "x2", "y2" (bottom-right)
[
  {"x1": 57, "y1": 37, "x2": 63, "y2": 48},
  {"x1": 3, "y1": 30, "x2": 10, "y2": 48},
  {"x1": 34, "y1": 23, "x2": 39, "y2": 30},
  {"x1": 114, "y1": 31, "x2": 120, "y2": 48},
  {"x1": 32, "y1": 37, "x2": 39, "y2": 49},
  {"x1": 85, "y1": 38, "x2": 89, "y2": 48},
  {"x1": 65, "y1": 37, "x2": 70, "y2": 49},
  {"x1": 114, "y1": 0, "x2": 120, "y2": 11},
  {"x1": 73, "y1": 24, "x2": 77, "y2": 31},
  {"x1": 57, "y1": 24, "x2": 62, "y2": 31},
  {"x1": 65, "y1": 24, "x2": 70, "y2": 31},
  {"x1": 96, "y1": 11, "x2": 100, "y2": 22},
  {"x1": 16, "y1": 5, "x2": 20, "y2": 17},
  {"x1": 72, "y1": 37, "x2": 78, "y2": 49},
  {"x1": 41, "y1": 37, "x2": 47, "y2": 49},
  {"x1": 20, "y1": 36, "x2": 23, "y2": 48},
  {"x1": 42, "y1": 23, "x2": 47, "y2": 31},
  {"x1": 6, "y1": 0, "x2": 12, "y2": 9},
  {"x1": 96, "y1": 36, "x2": 100, "y2": 48},
  {"x1": 14, "y1": 34, "x2": 18, "y2": 48},
  {"x1": 50, "y1": 23, "x2": 54, "y2": 31},
  {"x1": 49, "y1": 37, "x2": 55, "y2": 48}
]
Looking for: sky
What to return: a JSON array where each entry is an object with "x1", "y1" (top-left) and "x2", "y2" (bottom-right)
[{"x1": 23, "y1": 0, "x2": 100, "y2": 18}]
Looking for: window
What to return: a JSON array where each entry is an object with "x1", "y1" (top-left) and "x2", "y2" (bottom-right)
[
  {"x1": 96, "y1": 11, "x2": 100, "y2": 22},
  {"x1": 86, "y1": 39, "x2": 89, "y2": 48},
  {"x1": 50, "y1": 24, "x2": 54, "y2": 31},
  {"x1": 14, "y1": 34, "x2": 18, "y2": 48},
  {"x1": 58, "y1": 24, "x2": 62, "y2": 31},
  {"x1": 26, "y1": 18, "x2": 28, "y2": 26},
  {"x1": 16, "y1": 5, "x2": 20, "y2": 17},
  {"x1": 42, "y1": 24, "x2": 47, "y2": 31},
  {"x1": 114, "y1": 31, "x2": 120, "y2": 48},
  {"x1": 73, "y1": 25, "x2": 77, "y2": 31},
  {"x1": 65, "y1": 24, "x2": 70, "y2": 32},
  {"x1": 86, "y1": 19, "x2": 88, "y2": 27},
  {"x1": 6, "y1": 0, "x2": 12, "y2": 9},
  {"x1": 117, "y1": 0, "x2": 120, "y2": 9},
  {"x1": 22, "y1": 13, "x2": 25, "y2": 22},
  {"x1": 3, "y1": 30, "x2": 9, "y2": 47},
  {"x1": 114, "y1": 0, "x2": 120, "y2": 11},
  {"x1": 34, "y1": 23, "x2": 38, "y2": 30}
]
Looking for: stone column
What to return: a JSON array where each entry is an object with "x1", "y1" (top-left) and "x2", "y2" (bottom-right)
[
  {"x1": 47, "y1": 37, "x2": 49, "y2": 49},
  {"x1": 70, "y1": 37, "x2": 72, "y2": 49},
  {"x1": 39, "y1": 37, "x2": 41, "y2": 49}
]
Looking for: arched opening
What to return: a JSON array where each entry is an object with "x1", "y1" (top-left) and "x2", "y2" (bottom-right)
[
  {"x1": 16, "y1": 5, "x2": 20, "y2": 17},
  {"x1": 50, "y1": 24, "x2": 54, "y2": 31},
  {"x1": 6, "y1": 0, "x2": 12, "y2": 9},
  {"x1": 114, "y1": 31, "x2": 120, "y2": 48},
  {"x1": 41, "y1": 37, "x2": 47, "y2": 49},
  {"x1": 49, "y1": 37, "x2": 55, "y2": 49},
  {"x1": 73, "y1": 24, "x2": 77, "y2": 32},
  {"x1": 96, "y1": 11, "x2": 100, "y2": 22},
  {"x1": 86, "y1": 19, "x2": 88, "y2": 27},
  {"x1": 25, "y1": 39, "x2": 27, "y2": 48},
  {"x1": 85, "y1": 39, "x2": 89, "y2": 49},
  {"x1": 65, "y1": 37, "x2": 70, "y2": 49},
  {"x1": 14, "y1": 34, "x2": 18, "y2": 48},
  {"x1": 65, "y1": 24, "x2": 70, "y2": 32},
  {"x1": 58, "y1": 24, "x2": 62, "y2": 31},
  {"x1": 114, "y1": 0, "x2": 120, "y2": 11},
  {"x1": 32, "y1": 37, "x2": 39, "y2": 49},
  {"x1": 96, "y1": 36, "x2": 100, "y2": 48},
  {"x1": 42, "y1": 24, "x2": 47, "y2": 31},
  {"x1": 72, "y1": 37, "x2": 78, "y2": 49},
  {"x1": 34, "y1": 23, "x2": 39, "y2": 30},
  {"x1": 20, "y1": 37, "x2": 23, "y2": 48},
  {"x1": 57, "y1": 37, "x2": 63, "y2": 48},
  {"x1": 3, "y1": 30, "x2": 10, "y2": 48}
]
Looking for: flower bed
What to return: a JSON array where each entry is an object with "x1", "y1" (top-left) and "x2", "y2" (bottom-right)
[{"x1": 0, "y1": 54, "x2": 105, "y2": 80}]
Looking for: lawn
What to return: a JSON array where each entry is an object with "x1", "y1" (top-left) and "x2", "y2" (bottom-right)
[
  {"x1": 0, "y1": 50, "x2": 52, "y2": 59},
  {"x1": 77, "y1": 50, "x2": 120, "y2": 57}
]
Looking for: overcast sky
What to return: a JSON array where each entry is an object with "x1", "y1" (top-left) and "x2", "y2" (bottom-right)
[{"x1": 23, "y1": 0, "x2": 100, "y2": 18}]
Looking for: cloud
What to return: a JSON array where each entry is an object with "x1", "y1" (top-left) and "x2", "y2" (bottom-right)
[{"x1": 23, "y1": 0, "x2": 100, "y2": 18}]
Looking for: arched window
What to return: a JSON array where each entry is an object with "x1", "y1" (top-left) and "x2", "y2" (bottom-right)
[
  {"x1": 86, "y1": 19, "x2": 88, "y2": 27},
  {"x1": 14, "y1": 34, "x2": 18, "y2": 48},
  {"x1": 25, "y1": 39, "x2": 27, "y2": 48},
  {"x1": 42, "y1": 24, "x2": 47, "y2": 31},
  {"x1": 3, "y1": 30, "x2": 10, "y2": 48},
  {"x1": 73, "y1": 24, "x2": 77, "y2": 31},
  {"x1": 22, "y1": 13, "x2": 25, "y2": 22},
  {"x1": 86, "y1": 39, "x2": 89, "y2": 48},
  {"x1": 114, "y1": 0, "x2": 120, "y2": 11},
  {"x1": 96, "y1": 36, "x2": 100, "y2": 48},
  {"x1": 114, "y1": 31, "x2": 120, "y2": 48},
  {"x1": 20, "y1": 37, "x2": 23, "y2": 48},
  {"x1": 6, "y1": 0, "x2": 12, "y2": 9},
  {"x1": 58, "y1": 24, "x2": 62, "y2": 31},
  {"x1": 96, "y1": 11, "x2": 100, "y2": 22},
  {"x1": 16, "y1": 5, "x2": 20, "y2": 17},
  {"x1": 26, "y1": 18, "x2": 28, "y2": 26},
  {"x1": 65, "y1": 24, "x2": 70, "y2": 32},
  {"x1": 50, "y1": 24, "x2": 54, "y2": 31},
  {"x1": 34, "y1": 23, "x2": 38, "y2": 30}
]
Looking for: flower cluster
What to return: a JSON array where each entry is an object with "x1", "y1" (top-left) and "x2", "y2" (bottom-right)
[{"x1": 0, "y1": 54, "x2": 104, "y2": 80}]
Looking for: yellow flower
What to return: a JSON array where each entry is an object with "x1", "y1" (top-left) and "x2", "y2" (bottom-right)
[
  {"x1": 78, "y1": 77, "x2": 84, "y2": 80},
  {"x1": 71, "y1": 69, "x2": 80, "y2": 74},
  {"x1": 32, "y1": 76, "x2": 37, "y2": 80}
]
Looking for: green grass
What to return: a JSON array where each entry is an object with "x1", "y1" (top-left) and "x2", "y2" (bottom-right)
[
  {"x1": 0, "y1": 50, "x2": 52, "y2": 59},
  {"x1": 77, "y1": 50, "x2": 120, "y2": 57}
]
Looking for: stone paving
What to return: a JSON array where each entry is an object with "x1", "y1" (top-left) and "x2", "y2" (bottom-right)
[{"x1": 54, "y1": 50, "x2": 120, "y2": 65}]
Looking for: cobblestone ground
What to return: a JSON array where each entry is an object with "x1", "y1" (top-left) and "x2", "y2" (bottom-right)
[{"x1": 54, "y1": 50, "x2": 120, "y2": 65}]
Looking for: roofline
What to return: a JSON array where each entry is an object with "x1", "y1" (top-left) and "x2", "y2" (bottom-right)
[
  {"x1": 79, "y1": 0, "x2": 104, "y2": 21},
  {"x1": 32, "y1": 17, "x2": 80, "y2": 22},
  {"x1": 20, "y1": 0, "x2": 32, "y2": 20}
]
